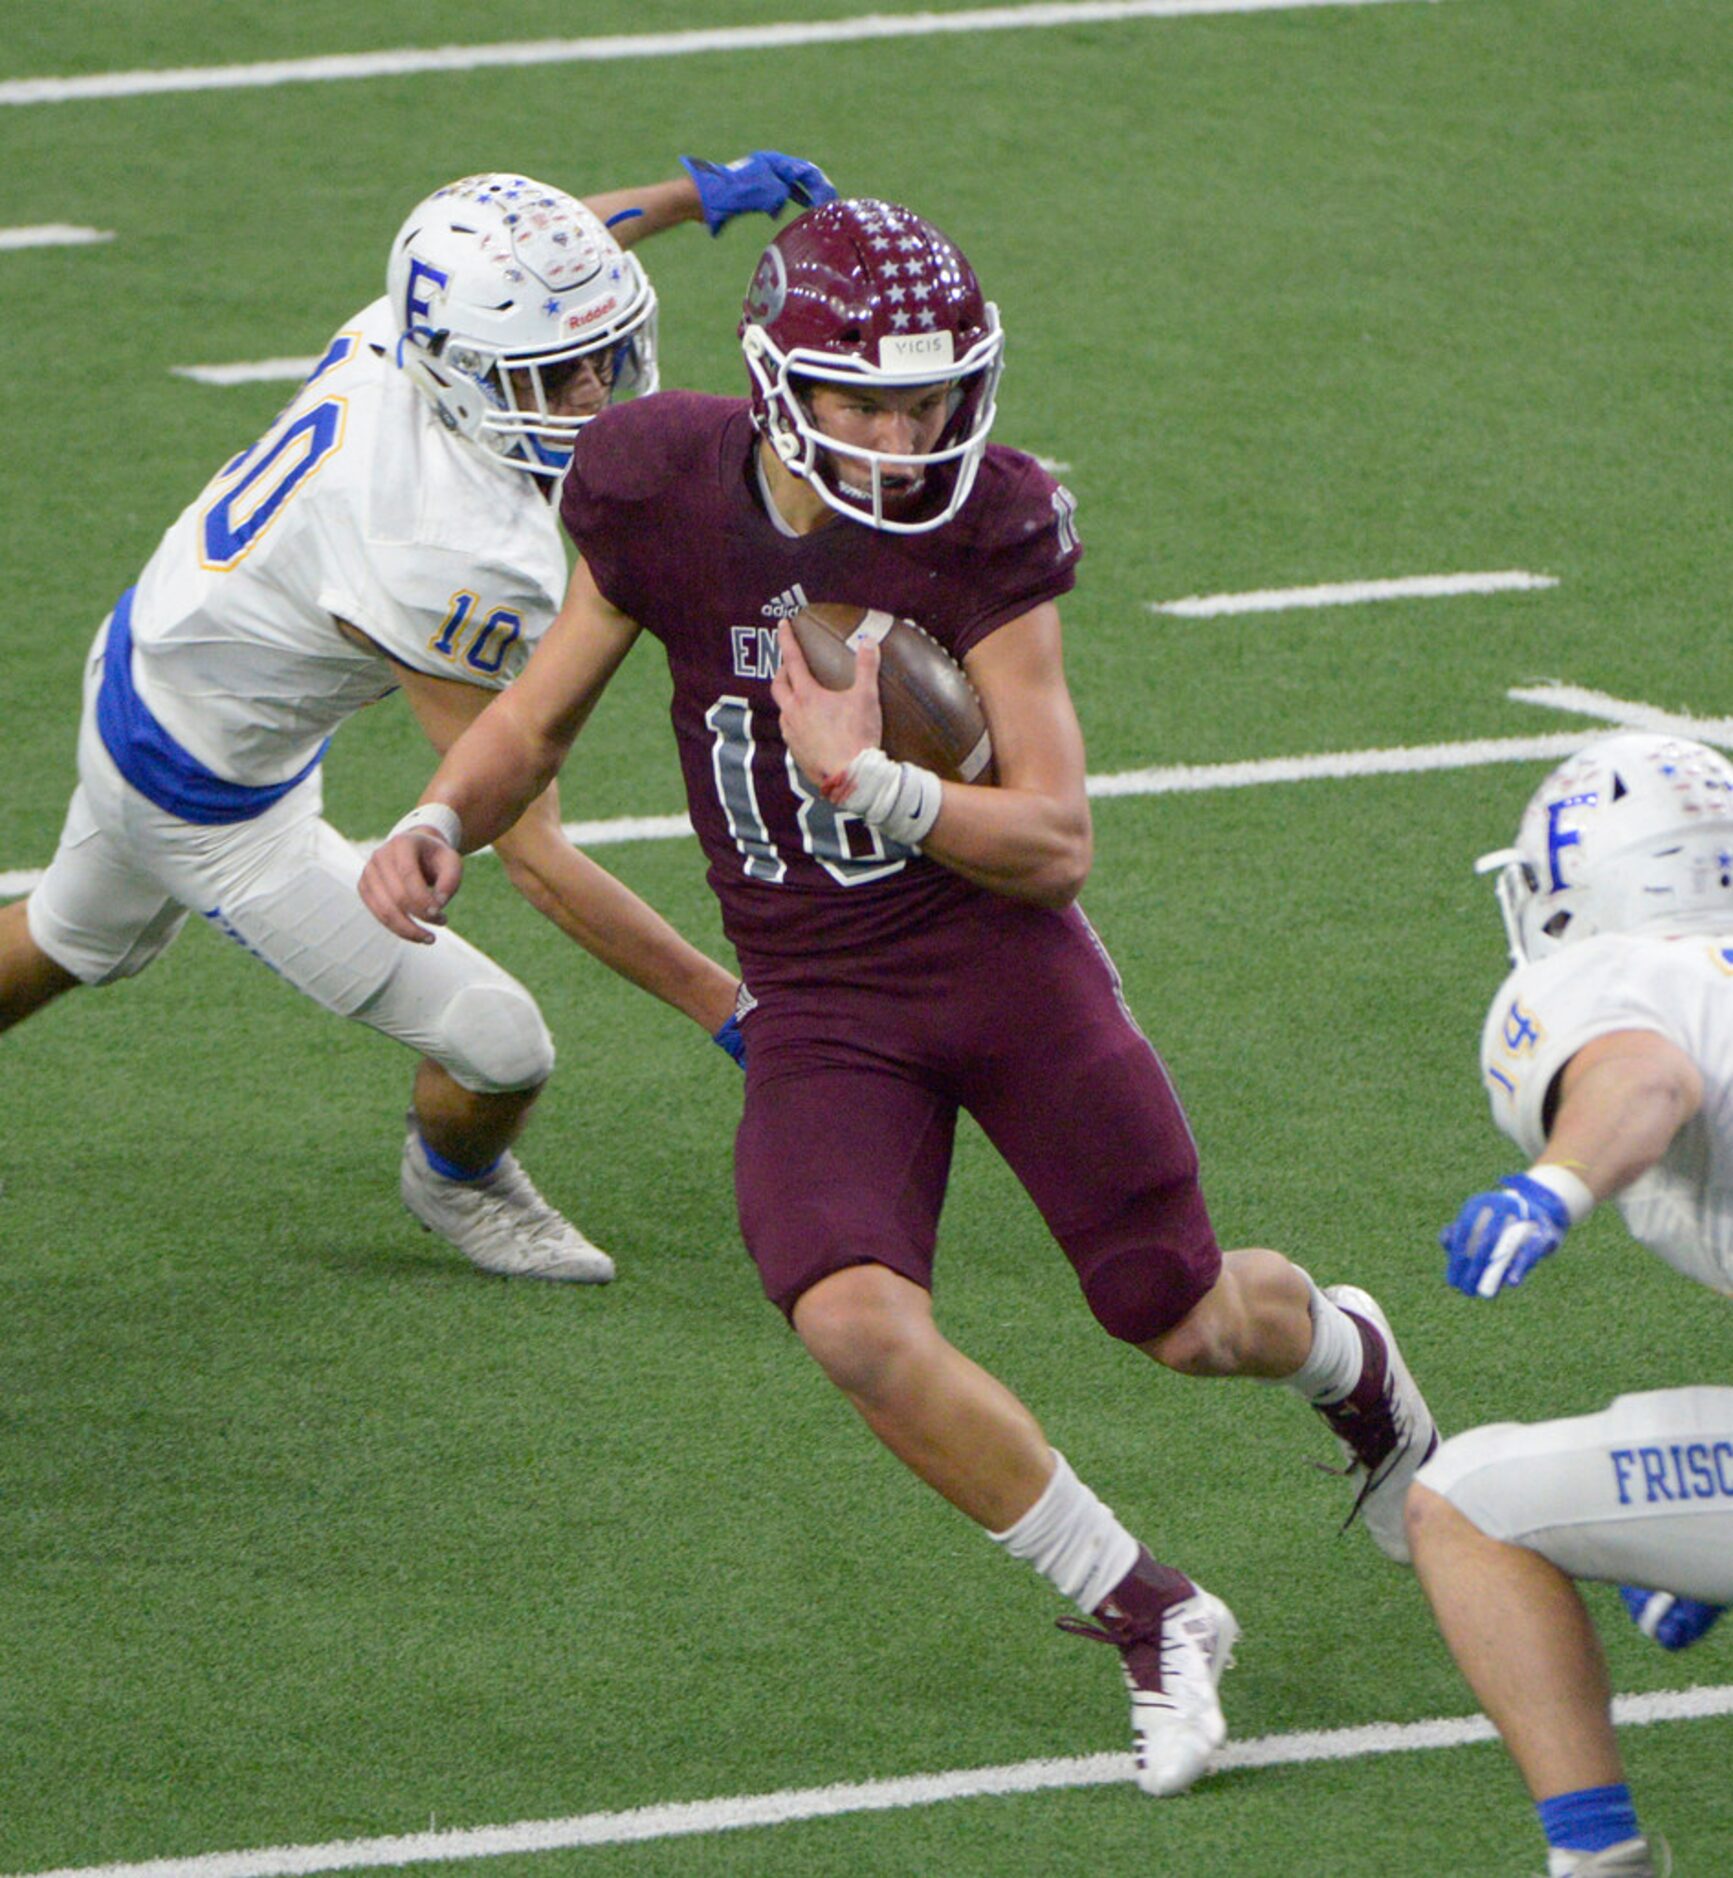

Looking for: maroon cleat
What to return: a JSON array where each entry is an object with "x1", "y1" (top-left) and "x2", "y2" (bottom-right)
[{"x1": 1315, "y1": 1284, "x2": 1439, "y2": 1563}]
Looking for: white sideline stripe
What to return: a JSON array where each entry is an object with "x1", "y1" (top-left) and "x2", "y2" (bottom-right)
[
  {"x1": 0, "y1": 0, "x2": 1434, "y2": 106},
  {"x1": 11, "y1": 701, "x2": 1729, "y2": 902},
  {"x1": 0, "y1": 223, "x2": 113, "y2": 249},
  {"x1": 1152, "y1": 570, "x2": 1559, "y2": 618},
  {"x1": 13, "y1": 1685, "x2": 1731, "y2": 1878},
  {"x1": 173, "y1": 357, "x2": 317, "y2": 386}
]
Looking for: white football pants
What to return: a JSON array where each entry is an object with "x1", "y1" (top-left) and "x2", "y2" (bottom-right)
[
  {"x1": 1417, "y1": 1385, "x2": 1733, "y2": 1602},
  {"x1": 27, "y1": 637, "x2": 553, "y2": 1095}
]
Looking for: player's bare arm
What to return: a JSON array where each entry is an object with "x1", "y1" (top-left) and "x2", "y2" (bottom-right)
[
  {"x1": 348, "y1": 625, "x2": 734, "y2": 1029},
  {"x1": 772, "y1": 603, "x2": 1091, "y2": 908},
  {"x1": 1440, "y1": 1026, "x2": 1704, "y2": 1302},
  {"x1": 357, "y1": 561, "x2": 642, "y2": 942},
  {"x1": 580, "y1": 176, "x2": 709, "y2": 246},
  {"x1": 585, "y1": 152, "x2": 834, "y2": 248},
  {"x1": 1543, "y1": 1028, "x2": 1704, "y2": 1202},
  {"x1": 493, "y1": 802, "x2": 737, "y2": 1032}
]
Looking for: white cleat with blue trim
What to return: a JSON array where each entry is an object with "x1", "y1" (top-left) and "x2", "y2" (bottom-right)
[{"x1": 400, "y1": 1129, "x2": 614, "y2": 1283}]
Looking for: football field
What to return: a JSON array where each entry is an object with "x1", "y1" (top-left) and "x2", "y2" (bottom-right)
[{"x1": 3, "y1": 2, "x2": 1730, "y2": 1873}]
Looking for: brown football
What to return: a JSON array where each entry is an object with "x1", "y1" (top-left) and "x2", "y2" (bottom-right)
[{"x1": 786, "y1": 603, "x2": 996, "y2": 785}]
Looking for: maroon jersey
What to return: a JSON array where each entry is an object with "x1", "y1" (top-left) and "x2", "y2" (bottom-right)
[{"x1": 561, "y1": 392, "x2": 1082, "y2": 977}]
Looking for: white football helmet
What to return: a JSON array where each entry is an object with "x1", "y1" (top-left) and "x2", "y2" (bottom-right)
[
  {"x1": 387, "y1": 173, "x2": 658, "y2": 479},
  {"x1": 1479, "y1": 731, "x2": 1733, "y2": 963}
]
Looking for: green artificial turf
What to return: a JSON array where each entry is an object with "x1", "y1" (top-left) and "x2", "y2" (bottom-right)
[{"x1": 3, "y1": 3, "x2": 1729, "y2": 1873}]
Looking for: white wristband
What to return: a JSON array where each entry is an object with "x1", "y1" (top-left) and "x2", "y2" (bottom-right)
[
  {"x1": 1525, "y1": 1162, "x2": 1595, "y2": 1224},
  {"x1": 388, "y1": 802, "x2": 463, "y2": 851},
  {"x1": 834, "y1": 747, "x2": 943, "y2": 848}
]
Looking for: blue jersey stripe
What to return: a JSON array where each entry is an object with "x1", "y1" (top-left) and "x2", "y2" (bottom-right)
[{"x1": 95, "y1": 587, "x2": 328, "y2": 824}]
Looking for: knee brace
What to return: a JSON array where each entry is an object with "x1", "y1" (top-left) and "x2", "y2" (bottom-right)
[{"x1": 435, "y1": 979, "x2": 555, "y2": 1094}]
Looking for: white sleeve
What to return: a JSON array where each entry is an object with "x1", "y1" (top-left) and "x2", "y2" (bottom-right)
[
  {"x1": 1478, "y1": 939, "x2": 1694, "y2": 1159},
  {"x1": 321, "y1": 536, "x2": 552, "y2": 691},
  {"x1": 301, "y1": 359, "x2": 566, "y2": 692}
]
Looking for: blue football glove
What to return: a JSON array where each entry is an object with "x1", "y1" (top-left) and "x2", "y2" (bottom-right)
[
  {"x1": 712, "y1": 1012, "x2": 747, "y2": 1069},
  {"x1": 679, "y1": 150, "x2": 837, "y2": 235},
  {"x1": 1440, "y1": 1172, "x2": 1573, "y2": 1299},
  {"x1": 1619, "y1": 1585, "x2": 1726, "y2": 1651}
]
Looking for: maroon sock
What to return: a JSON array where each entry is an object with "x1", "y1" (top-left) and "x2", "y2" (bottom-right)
[{"x1": 1096, "y1": 1546, "x2": 1195, "y2": 1624}]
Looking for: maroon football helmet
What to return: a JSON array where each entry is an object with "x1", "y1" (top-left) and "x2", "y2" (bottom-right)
[{"x1": 739, "y1": 198, "x2": 1004, "y2": 533}]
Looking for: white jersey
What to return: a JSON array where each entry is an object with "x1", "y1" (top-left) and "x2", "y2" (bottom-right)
[
  {"x1": 124, "y1": 297, "x2": 566, "y2": 789},
  {"x1": 1479, "y1": 930, "x2": 1733, "y2": 1296}
]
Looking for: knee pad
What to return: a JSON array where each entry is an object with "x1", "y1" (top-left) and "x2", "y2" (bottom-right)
[
  {"x1": 1059, "y1": 1170, "x2": 1222, "y2": 1346},
  {"x1": 1078, "y1": 1238, "x2": 1220, "y2": 1345},
  {"x1": 435, "y1": 979, "x2": 555, "y2": 1093}
]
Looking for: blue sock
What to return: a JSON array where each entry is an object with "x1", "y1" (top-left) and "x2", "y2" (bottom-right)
[
  {"x1": 419, "y1": 1134, "x2": 501, "y2": 1184},
  {"x1": 1536, "y1": 1784, "x2": 1640, "y2": 1854}
]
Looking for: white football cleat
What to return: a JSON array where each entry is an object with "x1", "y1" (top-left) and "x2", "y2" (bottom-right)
[
  {"x1": 1551, "y1": 1835, "x2": 1672, "y2": 1878},
  {"x1": 400, "y1": 1130, "x2": 614, "y2": 1283},
  {"x1": 1317, "y1": 1284, "x2": 1438, "y2": 1563},
  {"x1": 1061, "y1": 1558, "x2": 1238, "y2": 1797},
  {"x1": 1126, "y1": 1587, "x2": 1239, "y2": 1796}
]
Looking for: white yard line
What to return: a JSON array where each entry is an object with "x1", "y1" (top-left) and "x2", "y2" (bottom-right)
[
  {"x1": 0, "y1": 0, "x2": 1434, "y2": 107},
  {"x1": 172, "y1": 358, "x2": 318, "y2": 386},
  {"x1": 12, "y1": 1684, "x2": 1729, "y2": 1878},
  {"x1": 7, "y1": 692, "x2": 1722, "y2": 902},
  {"x1": 1505, "y1": 682, "x2": 1733, "y2": 746},
  {"x1": 0, "y1": 223, "x2": 113, "y2": 249},
  {"x1": 1152, "y1": 570, "x2": 1559, "y2": 618},
  {"x1": 1085, "y1": 730, "x2": 1584, "y2": 799}
]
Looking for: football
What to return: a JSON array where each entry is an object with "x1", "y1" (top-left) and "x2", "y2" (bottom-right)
[{"x1": 786, "y1": 603, "x2": 996, "y2": 785}]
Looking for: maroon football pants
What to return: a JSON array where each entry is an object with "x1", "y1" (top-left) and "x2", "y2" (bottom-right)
[{"x1": 734, "y1": 899, "x2": 1221, "y2": 1342}]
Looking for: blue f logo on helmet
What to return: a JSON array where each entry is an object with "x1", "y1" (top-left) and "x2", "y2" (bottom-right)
[{"x1": 402, "y1": 256, "x2": 451, "y2": 341}]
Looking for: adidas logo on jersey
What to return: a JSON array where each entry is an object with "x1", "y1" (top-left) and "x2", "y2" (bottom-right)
[{"x1": 760, "y1": 584, "x2": 810, "y2": 619}]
